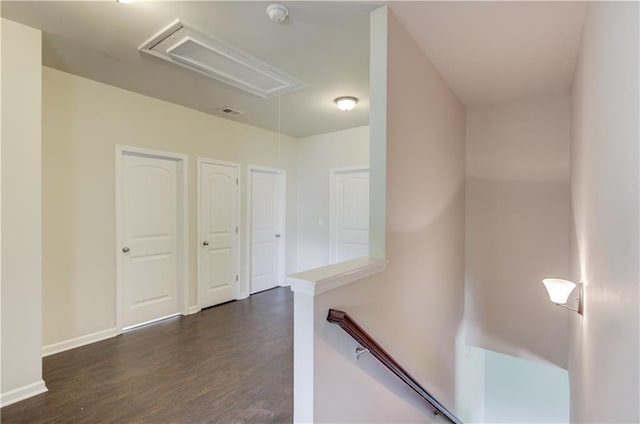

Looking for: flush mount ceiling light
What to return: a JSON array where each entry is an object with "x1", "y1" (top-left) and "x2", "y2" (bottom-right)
[
  {"x1": 335, "y1": 96, "x2": 358, "y2": 112},
  {"x1": 542, "y1": 278, "x2": 584, "y2": 315},
  {"x1": 267, "y1": 4, "x2": 289, "y2": 23}
]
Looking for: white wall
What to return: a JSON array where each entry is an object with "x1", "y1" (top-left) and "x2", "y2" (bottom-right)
[
  {"x1": 569, "y1": 2, "x2": 639, "y2": 422},
  {"x1": 42, "y1": 67, "x2": 298, "y2": 347},
  {"x1": 296, "y1": 126, "x2": 369, "y2": 272},
  {"x1": 1, "y1": 19, "x2": 46, "y2": 403},
  {"x1": 465, "y1": 94, "x2": 572, "y2": 368},
  {"x1": 483, "y1": 349, "x2": 569, "y2": 423},
  {"x1": 457, "y1": 341, "x2": 569, "y2": 423},
  {"x1": 463, "y1": 346, "x2": 569, "y2": 423},
  {"x1": 310, "y1": 8, "x2": 466, "y2": 421}
]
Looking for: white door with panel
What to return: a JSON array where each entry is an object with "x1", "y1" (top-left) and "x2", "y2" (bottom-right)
[
  {"x1": 121, "y1": 153, "x2": 181, "y2": 329},
  {"x1": 198, "y1": 160, "x2": 239, "y2": 308},
  {"x1": 330, "y1": 167, "x2": 370, "y2": 263},
  {"x1": 249, "y1": 168, "x2": 285, "y2": 294}
]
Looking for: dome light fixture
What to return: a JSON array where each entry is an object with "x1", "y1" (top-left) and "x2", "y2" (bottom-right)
[{"x1": 334, "y1": 96, "x2": 358, "y2": 112}]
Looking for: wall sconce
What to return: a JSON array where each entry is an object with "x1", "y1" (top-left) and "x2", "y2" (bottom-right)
[{"x1": 542, "y1": 278, "x2": 583, "y2": 315}]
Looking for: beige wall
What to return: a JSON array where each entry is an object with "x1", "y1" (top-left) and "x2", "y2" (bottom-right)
[
  {"x1": 312, "y1": 9, "x2": 466, "y2": 421},
  {"x1": 1, "y1": 19, "x2": 45, "y2": 400},
  {"x1": 384, "y1": 7, "x2": 465, "y2": 406},
  {"x1": 42, "y1": 67, "x2": 298, "y2": 346},
  {"x1": 569, "y1": 2, "x2": 639, "y2": 421},
  {"x1": 296, "y1": 126, "x2": 369, "y2": 272},
  {"x1": 465, "y1": 94, "x2": 572, "y2": 368}
]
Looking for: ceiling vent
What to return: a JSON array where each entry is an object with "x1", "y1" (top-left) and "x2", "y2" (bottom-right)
[
  {"x1": 217, "y1": 106, "x2": 245, "y2": 116},
  {"x1": 139, "y1": 20, "x2": 307, "y2": 99}
]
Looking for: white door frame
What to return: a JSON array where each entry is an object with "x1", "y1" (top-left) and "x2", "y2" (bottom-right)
[
  {"x1": 115, "y1": 145, "x2": 189, "y2": 333},
  {"x1": 196, "y1": 157, "x2": 241, "y2": 309},
  {"x1": 245, "y1": 165, "x2": 287, "y2": 297},
  {"x1": 329, "y1": 165, "x2": 369, "y2": 264}
]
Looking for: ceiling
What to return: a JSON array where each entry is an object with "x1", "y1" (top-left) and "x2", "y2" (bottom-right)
[
  {"x1": 2, "y1": 1, "x2": 588, "y2": 134},
  {"x1": 2, "y1": 1, "x2": 375, "y2": 137},
  {"x1": 390, "y1": 1, "x2": 587, "y2": 106}
]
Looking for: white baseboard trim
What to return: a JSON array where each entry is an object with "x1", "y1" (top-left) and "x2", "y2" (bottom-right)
[
  {"x1": 42, "y1": 327, "x2": 118, "y2": 357},
  {"x1": 237, "y1": 291, "x2": 250, "y2": 300},
  {"x1": 185, "y1": 305, "x2": 201, "y2": 315},
  {"x1": 0, "y1": 380, "x2": 48, "y2": 407}
]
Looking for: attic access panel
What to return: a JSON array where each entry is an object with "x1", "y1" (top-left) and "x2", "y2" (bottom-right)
[{"x1": 139, "y1": 20, "x2": 307, "y2": 99}]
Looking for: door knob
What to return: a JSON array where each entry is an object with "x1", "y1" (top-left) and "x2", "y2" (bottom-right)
[
  {"x1": 275, "y1": 234, "x2": 281, "y2": 238},
  {"x1": 122, "y1": 246, "x2": 130, "y2": 253},
  {"x1": 203, "y1": 241, "x2": 209, "y2": 246}
]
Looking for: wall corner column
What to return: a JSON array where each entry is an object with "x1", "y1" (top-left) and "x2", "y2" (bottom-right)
[
  {"x1": 292, "y1": 288, "x2": 315, "y2": 423},
  {"x1": 1, "y1": 18, "x2": 46, "y2": 406},
  {"x1": 369, "y1": 6, "x2": 388, "y2": 259}
]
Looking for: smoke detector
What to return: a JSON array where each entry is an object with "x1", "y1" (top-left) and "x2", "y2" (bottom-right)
[{"x1": 267, "y1": 4, "x2": 288, "y2": 23}]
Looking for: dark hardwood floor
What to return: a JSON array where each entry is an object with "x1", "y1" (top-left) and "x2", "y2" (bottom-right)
[{"x1": 1, "y1": 287, "x2": 293, "y2": 424}]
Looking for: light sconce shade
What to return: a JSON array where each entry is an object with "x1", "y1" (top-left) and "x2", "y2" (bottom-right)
[
  {"x1": 542, "y1": 278, "x2": 575, "y2": 303},
  {"x1": 542, "y1": 278, "x2": 583, "y2": 315},
  {"x1": 334, "y1": 96, "x2": 358, "y2": 112}
]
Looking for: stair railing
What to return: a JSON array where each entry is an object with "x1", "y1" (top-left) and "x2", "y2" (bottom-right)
[{"x1": 327, "y1": 309, "x2": 463, "y2": 424}]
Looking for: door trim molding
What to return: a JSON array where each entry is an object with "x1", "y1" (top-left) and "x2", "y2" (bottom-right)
[
  {"x1": 115, "y1": 145, "x2": 189, "y2": 333},
  {"x1": 245, "y1": 165, "x2": 287, "y2": 297},
  {"x1": 329, "y1": 166, "x2": 369, "y2": 264},
  {"x1": 196, "y1": 157, "x2": 241, "y2": 308}
]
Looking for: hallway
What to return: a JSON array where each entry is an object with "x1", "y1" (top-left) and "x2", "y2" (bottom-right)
[{"x1": 1, "y1": 288, "x2": 293, "y2": 423}]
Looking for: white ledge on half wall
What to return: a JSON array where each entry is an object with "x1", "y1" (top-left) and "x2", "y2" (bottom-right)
[{"x1": 287, "y1": 256, "x2": 388, "y2": 296}]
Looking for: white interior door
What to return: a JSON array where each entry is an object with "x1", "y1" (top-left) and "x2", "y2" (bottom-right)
[
  {"x1": 198, "y1": 159, "x2": 239, "y2": 309},
  {"x1": 249, "y1": 167, "x2": 285, "y2": 294},
  {"x1": 330, "y1": 167, "x2": 370, "y2": 263},
  {"x1": 120, "y1": 152, "x2": 182, "y2": 329}
]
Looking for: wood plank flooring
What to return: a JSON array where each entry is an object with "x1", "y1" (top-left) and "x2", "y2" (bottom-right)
[{"x1": 1, "y1": 287, "x2": 293, "y2": 424}]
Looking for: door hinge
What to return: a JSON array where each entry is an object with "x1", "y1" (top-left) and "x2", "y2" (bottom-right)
[
  {"x1": 235, "y1": 275, "x2": 239, "y2": 282},
  {"x1": 236, "y1": 178, "x2": 238, "y2": 185},
  {"x1": 235, "y1": 226, "x2": 238, "y2": 234}
]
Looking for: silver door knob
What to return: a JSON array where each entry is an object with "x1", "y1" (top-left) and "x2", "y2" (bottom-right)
[
  {"x1": 122, "y1": 246, "x2": 130, "y2": 253},
  {"x1": 275, "y1": 234, "x2": 281, "y2": 238},
  {"x1": 203, "y1": 241, "x2": 209, "y2": 246}
]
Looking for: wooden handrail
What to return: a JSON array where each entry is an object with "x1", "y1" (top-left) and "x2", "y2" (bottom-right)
[{"x1": 327, "y1": 309, "x2": 463, "y2": 424}]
